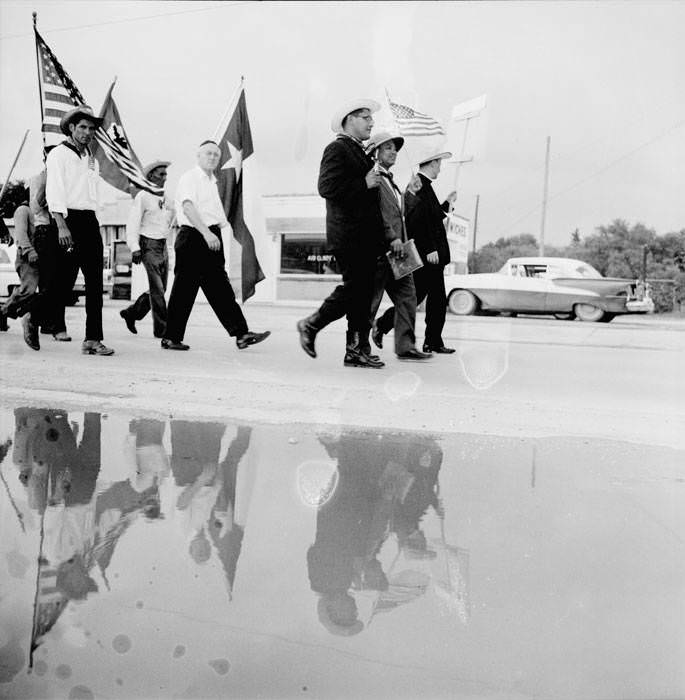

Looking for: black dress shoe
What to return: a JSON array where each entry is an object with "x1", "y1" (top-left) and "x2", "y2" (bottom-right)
[
  {"x1": 296, "y1": 319, "x2": 317, "y2": 358},
  {"x1": 161, "y1": 338, "x2": 189, "y2": 350},
  {"x1": 343, "y1": 348, "x2": 385, "y2": 369},
  {"x1": 120, "y1": 309, "x2": 137, "y2": 334},
  {"x1": 397, "y1": 348, "x2": 432, "y2": 361},
  {"x1": 236, "y1": 330, "x2": 271, "y2": 349},
  {"x1": 423, "y1": 344, "x2": 455, "y2": 354},
  {"x1": 22, "y1": 315, "x2": 40, "y2": 351},
  {"x1": 371, "y1": 322, "x2": 384, "y2": 350}
]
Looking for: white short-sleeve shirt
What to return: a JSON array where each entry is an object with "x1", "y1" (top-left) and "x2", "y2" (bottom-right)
[{"x1": 174, "y1": 166, "x2": 228, "y2": 229}]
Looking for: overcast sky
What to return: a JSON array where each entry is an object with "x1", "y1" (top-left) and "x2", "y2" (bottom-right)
[{"x1": 1, "y1": 0, "x2": 684, "y2": 247}]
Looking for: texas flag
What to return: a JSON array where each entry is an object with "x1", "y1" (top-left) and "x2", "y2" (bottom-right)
[{"x1": 214, "y1": 82, "x2": 265, "y2": 302}]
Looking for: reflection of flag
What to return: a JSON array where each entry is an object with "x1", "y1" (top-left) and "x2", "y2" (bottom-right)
[
  {"x1": 33, "y1": 29, "x2": 161, "y2": 196},
  {"x1": 214, "y1": 82, "x2": 265, "y2": 301},
  {"x1": 389, "y1": 100, "x2": 445, "y2": 137}
]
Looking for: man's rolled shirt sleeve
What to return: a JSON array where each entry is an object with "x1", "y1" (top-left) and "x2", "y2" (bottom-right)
[{"x1": 125, "y1": 191, "x2": 145, "y2": 253}]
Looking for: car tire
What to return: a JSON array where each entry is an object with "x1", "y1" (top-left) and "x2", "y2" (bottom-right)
[
  {"x1": 448, "y1": 289, "x2": 478, "y2": 315},
  {"x1": 573, "y1": 303, "x2": 605, "y2": 322},
  {"x1": 553, "y1": 312, "x2": 576, "y2": 321}
]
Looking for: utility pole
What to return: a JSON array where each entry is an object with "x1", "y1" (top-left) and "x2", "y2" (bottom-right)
[
  {"x1": 539, "y1": 135, "x2": 551, "y2": 256},
  {"x1": 471, "y1": 194, "x2": 480, "y2": 273}
]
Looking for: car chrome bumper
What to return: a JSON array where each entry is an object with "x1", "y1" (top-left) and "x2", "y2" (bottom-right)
[{"x1": 625, "y1": 298, "x2": 655, "y2": 313}]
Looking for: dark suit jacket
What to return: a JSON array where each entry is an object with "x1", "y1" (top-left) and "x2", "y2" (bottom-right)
[
  {"x1": 317, "y1": 136, "x2": 385, "y2": 254},
  {"x1": 404, "y1": 173, "x2": 451, "y2": 266},
  {"x1": 378, "y1": 172, "x2": 406, "y2": 246}
]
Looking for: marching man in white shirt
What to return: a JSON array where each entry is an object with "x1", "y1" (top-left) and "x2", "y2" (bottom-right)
[
  {"x1": 161, "y1": 140, "x2": 270, "y2": 352},
  {"x1": 120, "y1": 161, "x2": 173, "y2": 338},
  {"x1": 46, "y1": 105, "x2": 114, "y2": 356}
]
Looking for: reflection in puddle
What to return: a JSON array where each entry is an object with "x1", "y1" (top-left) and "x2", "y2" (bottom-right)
[{"x1": 0, "y1": 405, "x2": 683, "y2": 699}]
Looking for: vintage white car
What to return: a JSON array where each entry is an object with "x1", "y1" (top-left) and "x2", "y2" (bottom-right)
[
  {"x1": 0, "y1": 242, "x2": 17, "y2": 297},
  {"x1": 445, "y1": 257, "x2": 654, "y2": 322}
]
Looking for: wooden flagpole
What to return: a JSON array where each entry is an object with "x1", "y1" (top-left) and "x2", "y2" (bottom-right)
[
  {"x1": 32, "y1": 12, "x2": 46, "y2": 150},
  {"x1": 0, "y1": 130, "x2": 30, "y2": 209}
]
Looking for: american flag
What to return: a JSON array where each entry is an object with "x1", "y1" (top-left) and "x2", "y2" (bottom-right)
[
  {"x1": 389, "y1": 100, "x2": 446, "y2": 137},
  {"x1": 34, "y1": 29, "x2": 162, "y2": 196}
]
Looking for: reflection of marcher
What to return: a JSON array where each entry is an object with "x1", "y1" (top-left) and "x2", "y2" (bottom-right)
[
  {"x1": 94, "y1": 421, "x2": 168, "y2": 578},
  {"x1": 363, "y1": 132, "x2": 431, "y2": 362},
  {"x1": 13, "y1": 410, "x2": 102, "y2": 663},
  {"x1": 390, "y1": 438, "x2": 443, "y2": 560},
  {"x1": 207, "y1": 426, "x2": 253, "y2": 599},
  {"x1": 46, "y1": 105, "x2": 114, "y2": 356},
  {"x1": 296, "y1": 99, "x2": 386, "y2": 369},
  {"x1": 308, "y1": 432, "x2": 443, "y2": 635},
  {"x1": 171, "y1": 420, "x2": 225, "y2": 563},
  {"x1": 120, "y1": 161, "x2": 174, "y2": 338},
  {"x1": 308, "y1": 433, "x2": 393, "y2": 635},
  {"x1": 376, "y1": 150, "x2": 456, "y2": 354},
  {"x1": 162, "y1": 142, "x2": 270, "y2": 352}
]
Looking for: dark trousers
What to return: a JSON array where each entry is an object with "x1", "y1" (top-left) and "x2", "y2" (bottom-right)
[
  {"x1": 1, "y1": 252, "x2": 42, "y2": 322},
  {"x1": 312, "y1": 248, "x2": 377, "y2": 336},
  {"x1": 370, "y1": 257, "x2": 418, "y2": 354},
  {"x1": 124, "y1": 236, "x2": 168, "y2": 337},
  {"x1": 1, "y1": 227, "x2": 73, "y2": 333},
  {"x1": 377, "y1": 263, "x2": 447, "y2": 348},
  {"x1": 33, "y1": 224, "x2": 71, "y2": 334},
  {"x1": 66, "y1": 210, "x2": 104, "y2": 341},
  {"x1": 165, "y1": 225, "x2": 248, "y2": 343}
]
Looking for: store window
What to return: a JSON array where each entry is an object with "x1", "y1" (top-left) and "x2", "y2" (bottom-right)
[{"x1": 280, "y1": 233, "x2": 339, "y2": 275}]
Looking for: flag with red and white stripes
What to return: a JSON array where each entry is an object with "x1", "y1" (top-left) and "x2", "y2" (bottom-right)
[
  {"x1": 34, "y1": 28, "x2": 162, "y2": 196},
  {"x1": 389, "y1": 100, "x2": 446, "y2": 137}
]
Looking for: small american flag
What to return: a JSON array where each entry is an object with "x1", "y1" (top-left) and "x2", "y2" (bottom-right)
[
  {"x1": 389, "y1": 100, "x2": 445, "y2": 137},
  {"x1": 34, "y1": 29, "x2": 162, "y2": 196}
]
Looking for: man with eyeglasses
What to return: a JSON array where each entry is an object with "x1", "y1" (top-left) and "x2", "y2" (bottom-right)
[{"x1": 296, "y1": 99, "x2": 386, "y2": 369}]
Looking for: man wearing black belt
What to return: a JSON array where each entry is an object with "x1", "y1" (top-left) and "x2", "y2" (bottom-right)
[
  {"x1": 46, "y1": 106, "x2": 114, "y2": 356},
  {"x1": 162, "y1": 141, "x2": 269, "y2": 352},
  {"x1": 296, "y1": 98, "x2": 386, "y2": 369}
]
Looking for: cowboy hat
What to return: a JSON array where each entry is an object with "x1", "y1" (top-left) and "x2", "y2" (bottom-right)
[
  {"x1": 143, "y1": 160, "x2": 171, "y2": 178},
  {"x1": 417, "y1": 149, "x2": 452, "y2": 166},
  {"x1": 59, "y1": 105, "x2": 103, "y2": 135},
  {"x1": 330, "y1": 98, "x2": 380, "y2": 133},
  {"x1": 365, "y1": 131, "x2": 404, "y2": 155}
]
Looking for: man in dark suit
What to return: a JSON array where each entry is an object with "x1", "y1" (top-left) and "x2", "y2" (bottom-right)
[
  {"x1": 375, "y1": 150, "x2": 456, "y2": 354},
  {"x1": 364, "y1": 132, "x2": 431, "y2": 361},
  {"x1": 296, "y1": 99, "x2": 386, "y2": 369}
]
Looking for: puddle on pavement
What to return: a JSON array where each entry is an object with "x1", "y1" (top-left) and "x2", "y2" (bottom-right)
[{"x1": 0, "y1": 406, "x2": 683, "y2": 700}]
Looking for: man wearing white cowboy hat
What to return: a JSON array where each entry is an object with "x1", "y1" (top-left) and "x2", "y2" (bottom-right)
[
  {"x1": 363, "y1": 131, "x2": 431, "y2": 362},
  {"x1": 46, "y1": 105, "x2": 114, "y2": 356},
  {"x1": 296, "y1": 98, "x2": 387, "y2": 369},
  {"x1": 374, "y1": 147, "x2": 457, "y2": 354},
  {"x1": 120, "y1": 160, "x2": 174, "y2": 338}
]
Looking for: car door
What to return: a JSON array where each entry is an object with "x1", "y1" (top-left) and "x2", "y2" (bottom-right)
[{"x1": 497, "y1": 264, "x2": 548, "y2": 311}]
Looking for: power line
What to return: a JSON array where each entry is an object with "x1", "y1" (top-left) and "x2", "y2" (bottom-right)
[
  {"x1": 0, "y1": 2, "x2": 253, "y2": 41},
  {"x1": 490, "y1": 117, "x2": 685, "y2": 239}
]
